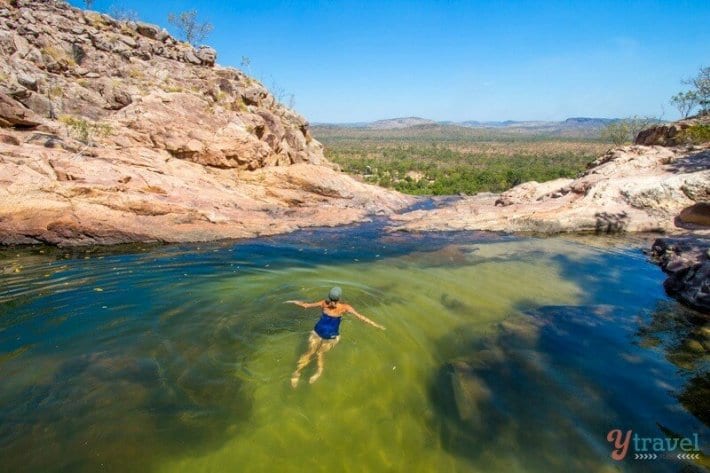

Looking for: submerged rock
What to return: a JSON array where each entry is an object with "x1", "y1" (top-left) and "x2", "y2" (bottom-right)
[{"x1": 429, "y1": 304, "x2": 704, "y2": 472}]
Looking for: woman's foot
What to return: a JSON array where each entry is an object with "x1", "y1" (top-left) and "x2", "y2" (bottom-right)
[
  {"x1": 290, "y1": 372, "x2": 300, "y2": 388},
  {"x1": 308, "y1": 371, "x2": 322, "y2": 384}
]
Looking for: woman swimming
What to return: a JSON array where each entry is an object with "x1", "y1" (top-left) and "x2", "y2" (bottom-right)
[{"x1": 286, "y1": 287, "x2": 385, "y2": 387}]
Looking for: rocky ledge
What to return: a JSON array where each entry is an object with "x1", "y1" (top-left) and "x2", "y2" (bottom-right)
[
  {"x1": 0, "y1": 0, "x2": 411, "y2": 245},
  {"x1": 635, "y1": 116, "x2": 708, "y2": 147},
  {"x1": 650, "y1": 238, "x2": 710, "y2": 314},
  {"x1": 389, "y1": 143, "x2": 710, "y2": 236}
]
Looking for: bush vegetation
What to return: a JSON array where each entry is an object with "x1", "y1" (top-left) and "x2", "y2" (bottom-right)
[
  {"x1": 167, "y1": 10, "x2": 213, "y2": 46},
  {"x1": 678, "y1": 124, "x2": 710, "y2": 144},
  {"x1": 600, "y1": 116, "x2": 657, "y2": 145},
  {"x1": 319, "y1": 134, "x2": 606, "y2": 196},
  {"x1": 671, "y1": 65, "x2": 709, "y2": 117},
  {"x1": 59, "y1": 115, "x2": 113, "y2": 145}
]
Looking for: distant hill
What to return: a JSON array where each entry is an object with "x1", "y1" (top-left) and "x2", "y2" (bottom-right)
[
  {"x1": 459, "y1": 117, "x2": 618, "y2": 130},
  {"x1": 313, "y1": 117, "x2": 438, "y2": 129},
  {"x1": 563, "y1": 117, "x2": 619, "y2": 126},
  {"x1": 313, "y1": 116, "x2": 621, "y2": 139},
  {"x1": 369, "y1": 117, "x2": 438, "y2": 129},
  {"x1": 459, "y1": 120, "x2": 550, "y2": 128}
]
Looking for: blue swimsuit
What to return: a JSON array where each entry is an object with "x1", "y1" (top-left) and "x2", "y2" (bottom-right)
[{"x1": 314, "y1": 313, "x2": 342, "y2": 339}]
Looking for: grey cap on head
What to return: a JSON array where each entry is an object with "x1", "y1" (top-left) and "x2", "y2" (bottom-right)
[{"x1": 328, "y1": 286, "x2": 342, "y2": 302}]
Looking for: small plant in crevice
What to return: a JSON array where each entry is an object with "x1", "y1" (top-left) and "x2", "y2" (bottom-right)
[
  {"x1": 41, "y1": 46, "x2": 76, "y2": 67},
  {"x1": 59, "y1": 115, "x2": 112, "y2": 145}
]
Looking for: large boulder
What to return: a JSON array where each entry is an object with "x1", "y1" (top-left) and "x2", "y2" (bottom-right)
[
  {"x1": 635, "y1": 123, "x2": 688, "y2": 146},
  {"x1": 195, "y1": 46, "x2": 216, "y2": 66},
  {"x1": 134, "y1": 22, "x2": 160, "y2": 39},
  {"x1": 0, "y1": 92, "x2": 41, "y2": 127},
  {"x1": 650, "y1": 238, "x2": 710, "y2": 313},
  {"x1": 15, "y1": 90, "x2": 53, "y2": 117},
  {"x1": 635, "y1": 116, "x2": 710, "y2": 146},
  {"x1": 679, "y1": 203, "x2": 710, "y2": 227}
]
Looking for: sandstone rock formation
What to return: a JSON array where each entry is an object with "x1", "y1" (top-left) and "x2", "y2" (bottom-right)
[
  {"x1": 390, "y1": 144, "x2": 710, "y2": 235},
  {"x1": 650, "y1": 238, "x2": 710, "y2": 313},
  {"x1": 635, "y1": 115, "x2": 710, "y2": 146},
  {"x1": 0, "y1": 0, "x2": 411, "y2": 245}
]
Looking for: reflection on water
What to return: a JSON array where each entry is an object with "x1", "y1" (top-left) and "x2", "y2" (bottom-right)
[
  {"x1": 0, "y1": 227, "x2": 707, "y2": 472},
  {"x1": 637, "y1": 301, "x2": 710, "y2": 430},
  {"x1": 430, "y1": 305, "x2": 708, "y2": 472}
]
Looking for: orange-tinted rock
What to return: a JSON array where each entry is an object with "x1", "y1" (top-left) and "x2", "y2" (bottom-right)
[
  {"x1": 635, "y1": 116, "x2": 710, "y2": 146},
  {"x1": 0, "y1": 93, "x2": 42, "y2": 128}
]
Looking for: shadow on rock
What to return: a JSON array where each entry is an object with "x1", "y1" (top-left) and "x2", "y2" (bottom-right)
[
  {"x1": 666, "y1": 149, "x2": 710, "y2": 174},
  {"x1": 595, "y1": 211, "x2": 629, "y2": 234}
]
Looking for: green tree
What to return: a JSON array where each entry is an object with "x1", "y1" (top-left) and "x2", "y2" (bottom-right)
[
  {"x1": 601, "y1": 121, "x2": 630, "y2": 145},
  {"x1": 168, "y1": 10, "x2": 213, "y2": 46},
  {"x1": 240, "y1": 56, "x2": 252, "y2": 73},
  {"x1": 691, "y1": 66, "x2": 710, "y2": 113},
  {"x1": 625, "y1": 115, "x2": 656, "y2": 141},
  {"x1": 678, "y1": 65, "x2": 709, "y2": 115},
  {"x1": 601, "y1": 117, "x2": 656, "y2": 145},
  {"x1": 109, "y1": 4, "x2": 140, "y2": 21},
  {"x1": 671, "y1": 91, "x2": 699, "y2": 118}
]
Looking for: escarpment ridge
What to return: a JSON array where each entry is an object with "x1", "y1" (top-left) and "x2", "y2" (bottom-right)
[{"x1": 0, "y1": 0, "x2": 411, "y2": 245}]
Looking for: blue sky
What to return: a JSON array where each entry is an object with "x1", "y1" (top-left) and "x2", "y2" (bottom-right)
[{"x1": 71, "y1": 0, "x2": 709, "y2": 122}]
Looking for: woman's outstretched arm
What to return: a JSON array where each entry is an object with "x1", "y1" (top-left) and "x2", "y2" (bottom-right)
[
  {"x1": 346, "y1": 305, "x2": 385, "y2": 330},
  {"x1": 285, "y1": 300, "x2": 324, "y2": 309}
]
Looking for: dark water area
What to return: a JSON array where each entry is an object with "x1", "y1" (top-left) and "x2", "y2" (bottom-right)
[
  {"x1": 397, "y1": 195, "x2": 463, "y2": 212},
  {"x1": 0, "y1": 223, "x2": 707, "y2": 472}
]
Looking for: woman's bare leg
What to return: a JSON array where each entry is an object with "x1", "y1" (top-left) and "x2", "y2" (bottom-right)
[
  {"x1": 309, "y1": 337, "x2": 338, "y2": 384},
  {"x1": 291, "y1": 332, "x2": 320, "y2": 388}
]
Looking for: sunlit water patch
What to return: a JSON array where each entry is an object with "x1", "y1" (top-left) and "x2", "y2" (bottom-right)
[{"x1": 0, "y1": 227, "x2": 707, "y2": 472}]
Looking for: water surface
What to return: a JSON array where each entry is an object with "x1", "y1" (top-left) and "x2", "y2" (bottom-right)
[{"x1": 0, "y1": 226, "x2": 707, "y2": 472}]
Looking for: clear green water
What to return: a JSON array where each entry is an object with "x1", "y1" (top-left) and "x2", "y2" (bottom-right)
[{"x1": 0, "y1": 225, "x2": 707, "y2": 472}]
